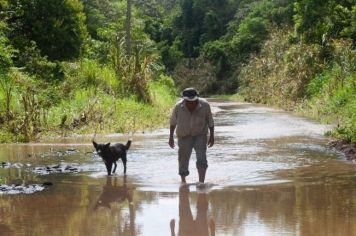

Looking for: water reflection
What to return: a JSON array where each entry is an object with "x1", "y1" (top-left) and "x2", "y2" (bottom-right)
[
  {"x1": 94, "y1": 176, "x2": 133, "y2": 210},
  {"x1": 209, "y1": 182, "x2": 356, "y2": 236},
  {"x1": 170, "y1": 185, "x2": 215, "y2": 236},
  {"x1": 92, "y1": 176, "x2": 136, "y2": 235}
]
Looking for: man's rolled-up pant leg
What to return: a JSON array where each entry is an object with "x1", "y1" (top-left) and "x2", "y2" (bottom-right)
[
  {"x1": 178, "y1": 136, "x2": 194, "y2": 176},
  {"x1": 194, "y1": 135, "x2": 208, "y2": 169}
]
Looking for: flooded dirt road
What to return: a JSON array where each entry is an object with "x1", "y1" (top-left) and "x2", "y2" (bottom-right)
[{"x1": 0, "y1": 100, "x2": 355, "y2": 236}]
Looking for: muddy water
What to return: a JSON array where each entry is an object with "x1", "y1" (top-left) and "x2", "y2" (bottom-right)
[{"x1": 0, "y1": 100, "x2": 355, "y2": 236}]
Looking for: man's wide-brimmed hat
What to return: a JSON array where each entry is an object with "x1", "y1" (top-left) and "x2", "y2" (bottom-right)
[{"x1": 182, "y1": 88, "x2": 199, "y2": 101}]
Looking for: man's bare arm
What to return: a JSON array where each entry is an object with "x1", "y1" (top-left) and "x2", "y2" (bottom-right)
[
  {"x1": 169, "y1": 125, "x2": 176, "y2": 148},
  {"x1": 208, "y1": 126, "x2": 214, "y2": 148}
]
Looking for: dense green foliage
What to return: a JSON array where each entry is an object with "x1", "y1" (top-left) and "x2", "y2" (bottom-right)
[
  {"x1": 148, "y1": 0, "x2": 295, "y2": 94},
  {"x1": 7, "y1": 0, "x2": 88, "y2": 61},
  {"x1": 0, "y1": 0, "x2": 176, "y2": 142},
  {"x1": 294, "y1": 0, "x2": 355, "y2": 43},
  {"x1": 0, "y1": 0, "x2": 355, "y2": 143}
]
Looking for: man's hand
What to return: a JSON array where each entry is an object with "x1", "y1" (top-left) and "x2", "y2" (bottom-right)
[
  {"x1": 169, "y1": 136, "x2": 175, "y2": 148},
  {"x1": 208, "y1": 135, "x2": 214, "y2": 148},
  {"x1": 208, "y1": 126, "x2": 215, "y2": 148}
]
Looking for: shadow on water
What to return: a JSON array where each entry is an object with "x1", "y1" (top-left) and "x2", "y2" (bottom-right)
[{"x1": 0, "y1": 100, "x2": 355, "y2": 235}]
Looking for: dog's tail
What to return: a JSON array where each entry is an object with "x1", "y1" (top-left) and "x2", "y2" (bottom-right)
[{"x1": 125, "y1": 139, "x2": 132, "y2": 150}]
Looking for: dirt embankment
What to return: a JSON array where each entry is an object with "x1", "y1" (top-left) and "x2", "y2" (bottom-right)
[{"x1": 328, "y1": 140, "x2": 356, "y2": 161}]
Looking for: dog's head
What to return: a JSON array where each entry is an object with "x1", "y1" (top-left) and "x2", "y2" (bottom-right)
[{"x1": 93, "y1": 141, "x2": 110, "y2": 157}]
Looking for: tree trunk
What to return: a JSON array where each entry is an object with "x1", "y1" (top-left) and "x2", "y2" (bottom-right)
[{"x1": 126, "y1": 0, "x2": 132, "y2": 56}]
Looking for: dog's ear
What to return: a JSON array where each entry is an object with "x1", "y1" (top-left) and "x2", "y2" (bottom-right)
[
  {"x1": 93, "y1": 141, "x2": 98, "y2": 149},
  {"x1": 105, "y1": 143, "x2": 110, "y2": 148}
]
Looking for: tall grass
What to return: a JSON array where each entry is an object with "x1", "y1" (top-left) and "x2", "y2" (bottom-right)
[
  {"x1": 239, "y1": 28, "x2": 356, "y2": 142},
  {"x1": 0, "y1": 56, "x2": 176, "y2": 142},
  {"x1": 41, "y1": 57, "x2": 176, "y2": 137},
  {"x1": 239, "y1": 28, "x2": 324, "y2": 110},
  {"x1": 296, "y1": 40, "x2": 356, "y2": 142},
  {"x1": 45, "y1": 79, "x2": 176, "y2": 136}
]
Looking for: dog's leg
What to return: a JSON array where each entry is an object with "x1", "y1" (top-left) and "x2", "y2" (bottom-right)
[
  {"x1": 113, "y1": 162, "x2": 117, "y2": 173},
  {"x1": 122, "y1": 156, "x2": 127, "y2": 174},
  {"x1": 105, "y1": 162, "x2": 113, "y2": 176}
]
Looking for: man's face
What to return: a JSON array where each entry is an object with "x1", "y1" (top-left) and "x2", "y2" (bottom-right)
[
  {"x1": 185, "y1": 100, "x2": 198, "y2": 111},
  {"x1": 185, "y1": 100, "x2": 198, "y2": 105}
]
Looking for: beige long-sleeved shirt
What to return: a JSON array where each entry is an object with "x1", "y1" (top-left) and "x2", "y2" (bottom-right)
[{"x1": 170, "y1": 98, "x2": 214, "y2": 138}]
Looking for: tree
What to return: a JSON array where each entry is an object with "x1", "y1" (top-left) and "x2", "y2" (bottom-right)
[
  {"x1": 200, "y1": 10, "x2": 223, "y2": 44},
  {"x1": 230, "y1": 16, "x2": 268, "y2": 54},
  {"x1": 126, "y1": 0, "x2": 132, "y2": 55},
  {"x1": 0, "y1": 20, "x2": 16, "y2": 119},
  {"x1": 0, "y1": 21, "x2": 13, "y2": 75},
  {"x1": 294, "y1": 0, "x2": 355, "y2": 43},
  {"x1": 82, "y1": 0, "x2": 122, "y2": 40},
  {"x1": 178, "y1": 0, "x2": 196, "y2": 58},
  {"x1": 7, "y1": 0, "x2": 88, "y2": 61}
]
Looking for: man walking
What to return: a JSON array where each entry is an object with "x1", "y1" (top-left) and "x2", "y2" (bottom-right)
[{"x1": 169, "y1": 88, "x2": 214, "y2": 183}]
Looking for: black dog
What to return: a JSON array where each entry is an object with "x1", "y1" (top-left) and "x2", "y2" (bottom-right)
[{"x1": 93, "y1": 140, "x2": 131, "y2": 175}]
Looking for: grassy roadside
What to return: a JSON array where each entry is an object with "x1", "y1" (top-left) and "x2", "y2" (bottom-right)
[
  {"x1": 0, "y1": 61, "x2": 177, "y2": 143},
  {"x1": 237, "y1": 28, "x2": 355, "y2": 144},
  {"x1": 0, "y1": 83, "x2": 176, "y2": 143},
  {"x1": 208, "y1": 94, "x2": 245, "y2": 101},
  {"x1": 42, "y1": 81, "x2": 176, "y2": 139}
]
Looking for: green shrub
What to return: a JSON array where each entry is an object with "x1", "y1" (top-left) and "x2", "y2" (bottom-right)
[
  {"x1": 62, "y1": 59, "x2": 119, "y2": 95},
  {"x1": 230, "y1": 17, "x2": 269, "y2": 55}
]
